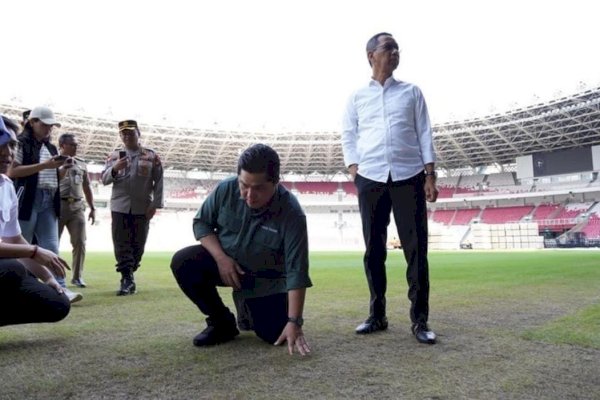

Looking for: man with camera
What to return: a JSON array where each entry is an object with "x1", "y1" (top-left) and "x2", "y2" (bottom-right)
[
  {"x1": 57, "y1": 133, "x2": 96, "y2": 288},
  {"x1": 101, "y1": 120, "x2": 164, "y2": 296}
]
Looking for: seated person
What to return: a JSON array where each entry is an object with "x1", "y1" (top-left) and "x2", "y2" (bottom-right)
[{"x1": 0, "y1": 116, "x2": 70, "y2": 327}]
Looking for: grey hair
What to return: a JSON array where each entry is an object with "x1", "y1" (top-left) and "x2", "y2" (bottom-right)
[{"x1": 366, "y1": 32, "x2": 393, "y2": 66}]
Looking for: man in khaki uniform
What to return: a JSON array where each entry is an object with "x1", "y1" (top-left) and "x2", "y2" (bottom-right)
[
  {"x1": 58, "y1": 133, "x2": 96, "y2": 288},
  {"x1": 101, "y1": 120, "x2": 164, "y2": 296}
]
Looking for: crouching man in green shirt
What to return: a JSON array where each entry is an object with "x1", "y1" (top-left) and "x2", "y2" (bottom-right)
[{"x1": 171, "y1": 144, "x2": 312, "y2": 356}]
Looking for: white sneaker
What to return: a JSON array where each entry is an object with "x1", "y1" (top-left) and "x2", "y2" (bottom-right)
[{"x1": 64, "y1": 288, "x2": 83, "y2": 304}]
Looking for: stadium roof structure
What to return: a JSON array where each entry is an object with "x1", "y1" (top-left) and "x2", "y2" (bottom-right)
[{"x1": 2, "y1": 86, "x2": 600, "y2": 177}]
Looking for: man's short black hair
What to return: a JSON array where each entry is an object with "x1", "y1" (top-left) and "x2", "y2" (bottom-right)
[
  {"x1": 366, "y1": 32, "x2": 393, "y2": 66},
  {"x1": 237, "y1": 143, "x2": 280, "y2": 184},
  {"x1": 58, "y1": 133, "x2": 75, "y2": 147}
]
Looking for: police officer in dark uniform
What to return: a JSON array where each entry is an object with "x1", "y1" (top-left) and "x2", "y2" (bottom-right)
[{"x1": 101, "y1": 120, "x2": 164, "y2": 296}]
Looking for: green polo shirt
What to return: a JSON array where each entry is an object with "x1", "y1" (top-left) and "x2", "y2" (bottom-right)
[{"x1": 193, "y1": 177, "x2": 312, "y2": 298}]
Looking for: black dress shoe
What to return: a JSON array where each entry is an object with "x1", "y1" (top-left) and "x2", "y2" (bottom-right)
[
  {"x1": 355, "y1": 316, "x2": 388, "y2": 334},
  {"x1": 193, "y1": 316, "x2": 240, "y2": 347},
  {"x1": 412, "y1": 323, "x2": 436, "y2": 344}
]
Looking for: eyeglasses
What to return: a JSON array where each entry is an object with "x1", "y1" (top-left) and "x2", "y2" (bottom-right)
[{"x1": 373, "y1": 42, "x2": 400, "y2": 54}]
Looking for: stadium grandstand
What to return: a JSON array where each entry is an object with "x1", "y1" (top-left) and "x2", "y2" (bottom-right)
[{"x1": 2, "y1": 85, "x2": 600, "y2": 251}]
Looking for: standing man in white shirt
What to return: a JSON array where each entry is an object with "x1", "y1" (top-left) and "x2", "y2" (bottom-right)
[{"x1": 341, "y1": 32, "x2": 439, "y2": 344}]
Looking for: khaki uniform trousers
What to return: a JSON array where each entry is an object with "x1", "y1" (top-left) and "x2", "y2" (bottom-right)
[{"x1": 59, "y1": 201, "x2": 87, "y2": 281}]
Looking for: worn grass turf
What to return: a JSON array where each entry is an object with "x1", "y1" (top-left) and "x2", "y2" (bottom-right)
[{"x1": 1, "y1": 250, "x2": 599, "y2": 399}]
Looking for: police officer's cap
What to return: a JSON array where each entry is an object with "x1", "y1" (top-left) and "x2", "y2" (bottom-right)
[{"x1": 118, "y1": 120, "x2": 139, "y2": 134}]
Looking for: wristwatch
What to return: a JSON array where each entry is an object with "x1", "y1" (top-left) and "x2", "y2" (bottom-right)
[
  {"x1": 424, "y1": 170, "x2": 437, "y2": 178},
  {"x1": 287, "y1": 316, "x2": 304, "y2": 327}
]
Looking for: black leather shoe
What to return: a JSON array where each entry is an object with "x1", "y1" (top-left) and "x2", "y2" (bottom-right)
[
  {"x1": 193, "y1": 319, "x2": 240, "y2": 347},
  {"x1": 117, "y1": 275, "x2": 136, "y2": 296},
  {"x1": 355, "y1": 316, "x2": 388, "y2": 334},
  {"x1": 412, "y1": 323, "x2": 436, "y2": 344}
]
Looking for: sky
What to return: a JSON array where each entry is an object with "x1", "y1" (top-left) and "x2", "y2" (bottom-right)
[{"x1": 3, "y1": 0, "x2": 600, "y2": 131}]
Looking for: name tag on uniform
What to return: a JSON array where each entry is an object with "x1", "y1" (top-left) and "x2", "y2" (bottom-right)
[{"x1": 260, "y1": 225, "x2": 278, "y2": 234}]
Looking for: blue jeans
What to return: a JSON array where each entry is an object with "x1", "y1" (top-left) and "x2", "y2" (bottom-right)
[{"x1": 18, "y1": 188, "x2": 65, "y2": 287}]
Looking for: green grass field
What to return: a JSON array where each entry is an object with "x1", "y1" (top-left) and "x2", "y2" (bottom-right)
[{"x1": 1, "y1": 250, "x2": 599, "y2": 399}]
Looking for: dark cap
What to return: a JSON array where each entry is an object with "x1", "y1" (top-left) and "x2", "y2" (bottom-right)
[
  {"x1": 118, "y1": 120, "x2": 138, "y2": 133},
  {"x1": 22, "y1": 110, "x2": 31, "y2": 121}
]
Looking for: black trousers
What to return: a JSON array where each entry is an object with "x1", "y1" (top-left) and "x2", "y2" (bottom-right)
[
  {"x1": 111, "y1": 212, "x2": 149, "y2": 274},
  {"x1": 170, "y1": 245, "x2": 288, "y2": 344},
  {"x1": 355, "y1": 172, "x2": 430, "y2": 325},
  {"x1": 0, "y1": 259, "x2": 70, "y2": 327}
]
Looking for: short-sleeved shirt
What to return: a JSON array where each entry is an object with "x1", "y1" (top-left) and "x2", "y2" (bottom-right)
[
  {"x1": 15, "y1": 143, "x2": 57, "y2": 189},
  {"x1": 59, "y1": 158, "x2": 90, "y2": 211},
  {"x1": 0, "y1": 174, "x2": 21, "y2": 238},
  {"x1": 193, "y1": 177, "x2": 312, "y2": 298}
]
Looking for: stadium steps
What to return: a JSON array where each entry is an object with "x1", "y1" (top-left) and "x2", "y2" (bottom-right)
[
  {"x1": 459, "y1": 225, "x2": 472, "y2": 246},
  {"x1": 531, "y1": 203, "x2": 541, "y2": 219},
  {"x1": 448, "y1": 209, "x2": 458, "y2": 225},
  {"x1": 570, "y1": 201, "x2": 600, "y2": 233},
  {"x1": 587, "y1": 171, "x2": 599, "y2": 187},
  {"x1": 547, "y1": 205, "x2": 563, "y2": 220}
]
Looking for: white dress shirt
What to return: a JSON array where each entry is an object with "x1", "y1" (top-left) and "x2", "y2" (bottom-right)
[{"x1": 341, "y1": 76, "x2": 436, "y2": 183}]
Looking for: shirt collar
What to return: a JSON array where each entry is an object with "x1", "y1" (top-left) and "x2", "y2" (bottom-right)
[
  {"x1": 0, "y1": 174, "x2": 11, "y2": 185},
  {"x1": 369, "y1": 75, "x2": 398, "y2": 88}
]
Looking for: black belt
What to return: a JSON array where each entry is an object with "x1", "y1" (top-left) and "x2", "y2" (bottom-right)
[{"x1": 61, "y1": 198, "x2": 82, "y2": 203}]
